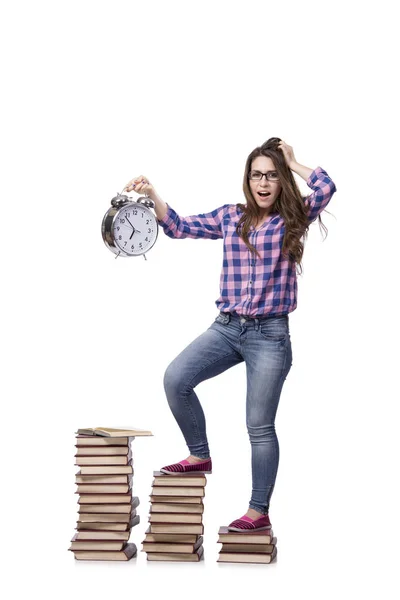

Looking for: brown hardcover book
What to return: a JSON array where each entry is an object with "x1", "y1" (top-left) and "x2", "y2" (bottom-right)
[
  {"x1": 143, "y1": 526, "x2": 199, "y2": 544},
  {"x1": 220, "y1": 537, "x2": 277, "y2": 553},
  {"x1": 149, "y1": 513, "x2": 202, "y2": 524},
  {"x1": 146, "y1": 545, "x2": 204, "y2": 562},
  {"x1": 73, "y1": 530, "x2": 131, "y2": 541},
  {"x1": 152, "y1": 471, "x2": 207, "y2": 487},
  {"x1": 79, "y1": 503, "x2": 135, "y2": 514},
  {"x1": 72, "y1": 542, "x2": 137, "y2": 561},
  {"x1": 76, "y1": 427, "x2": 152, "y2": 437},
  {"x1": 150, "y1": 523, "x2": 204, "y2": 535},
  {"x1": 217, "y1": 526, "x2": 274, "y2": 544},
  {"x1": 76, "y1": 435, "x2": 133, "y2": 447},
  {"x1": 217, "y1": 546, "x2": 277, "y2": 564},
  {"x1": 76, "y1": 473, "x2": 133, "y2": 485},
  {"x1": 75, "y1": 449, "x2": 132, "y2": 466},
  {"x1": 70, "y1": 536, "x2": 126, "y2": 551},
  {"x1": 76, "y1": 446, "x2": 131, "y2": 456},
  {"x1": 149, "y1": 495, "x2": 203, "y2": 504},
  {"x1": 76, "y1": 483, "x2": 132, "y2": 494},
  {"x1": 77, "y1": 515, "x2": 139, "y2": 531},
  {"x1": 151, "y1": 486, "x2": 204, "y2": 497},
  {"x1": 78, "y1": 493, "x2": 133, "y2": 504},
  {"x1": 150, "y1": 502, "x2": 204, "y2": 514},
  {"x1": 78, "y1": 506, "x2": 138, "y2": 523},
  {"x1": 78, "y1": 463, "x2": 133, "y2": 475},
  {"x1": 141, "y1": 536, "x2": 203, "y2": 554}
]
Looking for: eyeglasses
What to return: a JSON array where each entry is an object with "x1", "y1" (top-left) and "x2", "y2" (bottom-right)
[{"x1": 248, "y1": 170, "x2": 279, "y2": 182}]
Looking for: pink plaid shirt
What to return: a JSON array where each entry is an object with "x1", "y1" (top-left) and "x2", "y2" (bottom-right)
[{"x1": 158, "y1": 166, "x2": 337, "y2": 316}]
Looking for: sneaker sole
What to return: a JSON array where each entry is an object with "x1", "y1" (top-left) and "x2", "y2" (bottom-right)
[
  {"x1": 227, "y1": 525, "x2": 272, "y2": 532},
  {"x1": 159, "y1": 468, "x2": 212, "y2": 475}
]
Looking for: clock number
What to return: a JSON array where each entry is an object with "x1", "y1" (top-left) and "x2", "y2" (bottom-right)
[
  {"x1": 119, "y1": 235, "x2": 122, "y2": 240},
  {"x1": 145, "y1": 237, "x2": 149, "y2": 242},
  {"x1": 121, "y1": 219, "x2": 125, "y2": 224},
  {"x1": 133, "y1": 210, "x2": 138, "y2": 215},
  {"x1": 126, "y1": 212, "x2": 130, "y2": 218},
  {"x1": 117, "y1": 226, "x2": 120, "y2": 231},
  {"x1": 124, "y1": 241, "x2": 127, "y2": 246},
  {"x1": 131, "y1": 244, "x2": 134, "y2": 250},
  {"x1": 139, "y1": 242, "x2": 143, "y2": 248},
  {"x1": 148, "y1": 228, "x2": 151, "y2": 233},
  {"x1": 146, "y1": 219, "x2": 149, "y2": 224}
]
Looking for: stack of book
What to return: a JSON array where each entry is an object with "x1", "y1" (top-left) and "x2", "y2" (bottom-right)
[
  {"x1": 216, "y1": 526, "x2": 277, "y2": 564},
  {"x1": 141, "y1": 471, "x2": 206, "y2": 562},
  {"x1": 69, "y1": 426, "x2": 153, "y2": 561}
]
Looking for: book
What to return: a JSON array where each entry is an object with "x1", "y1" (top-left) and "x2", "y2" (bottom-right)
[
  {"x1": 220, "y1": 537, "x2": 277, "y2": 553},
  {"x1": 141, "y1": 536, "x2": 203, "y2": 554},
  {"x1": 76, "y1": 473, "x2": 133, "y2": 484},
  {"x1": 78, "y1": 510, "x2": 138, "y2": 524},
  {"x1": 73, "y1": 530, "x2": 132, "y2": 541},
  {"x1": 149, "y1": 523, "x2": 204, "y2": 534},
  {"x1": 151, "y1": 486, "x2": 204, "y2": 497},
  {"x1": 146, "y1": 545, "x2": 204, "y2": 562},
  {"x1": 217, "y1": 526, "x2": 275, "y2": 544},
  {"x1": 79, "y1": 503, "x2": 136, "y2": 514},
  {"x1": 152, "y1": 471, "x2": 207, "y2": 486},
  {"x1": 149, "y1": 495, "x2": 203, "y2": 504},
  {"x1": 150, "y1": 502, "x2": 204, "y2": 514},
  {"x1": 76, "y1": 427, "x2": 153, "y2": 437},
  {"x1": 76, "y1": 446, "x2": 131, "y2": 456},
  {"x1": 73, "y1": 542, "x2": 137, "y2": 561},
  {"x1": 70, "y1": 539, "x2": 127, "y2": 551},
  {"x1": 78, "y1": 493, "x2": 133, "y2": 504},
  {"x1": 75, "y1": 450, "x2": 132, "y2": 466},
  {"x1": 77, "y1": 515, "x2": 139, "y2": 531},
  {"x1": 78, "y1": 464, "x2": 133, "y2": 475},
  {"x1": 76, "y1": 483, "x2": 132, "y2": 494},
  {"x1": 143, "y1": 527, "x2": 199, "y2": 544},
  {"x1": 76, "y1": 435, "x2": 133, "y2": 447},
  {"x1": 148, "y1": 513, "x2": 202, "y2": 524},
  {"x1": 217, "y1": 546, "x2": 277, "y2": 564}
]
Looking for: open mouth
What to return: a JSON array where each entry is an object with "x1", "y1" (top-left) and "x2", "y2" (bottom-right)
[{"x1": 257, "y1": 192, "x2": 271, "y2": 198}]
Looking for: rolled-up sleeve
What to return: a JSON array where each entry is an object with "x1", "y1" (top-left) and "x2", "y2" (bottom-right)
[
  {"x1": 157, "y1": 203, "x2": 231, "y2": 239},
  {"x1": 303, "y1": 167, "x2": 337, "y2": 223}
]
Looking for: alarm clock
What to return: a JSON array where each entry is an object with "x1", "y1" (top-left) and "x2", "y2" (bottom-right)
[{"x1": 101, "y1": 192, "x2": 159, "y2": 259}]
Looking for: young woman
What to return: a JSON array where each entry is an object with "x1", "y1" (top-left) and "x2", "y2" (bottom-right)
[{"x1": 123, "y1": 137, "x2": 337, "y2": 532}]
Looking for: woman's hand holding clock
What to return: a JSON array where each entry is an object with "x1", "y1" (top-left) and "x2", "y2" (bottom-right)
[
  {"x1": 123, "y1": 175, "x2": 156, "y2": 200},
  {"x1": 123, "y1": 174, "x2": 169, "y2": 222}
]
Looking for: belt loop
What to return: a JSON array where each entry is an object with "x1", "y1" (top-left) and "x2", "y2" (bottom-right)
[{"x1": 254, "y1": 317, "x2": 260, "y2": 331}]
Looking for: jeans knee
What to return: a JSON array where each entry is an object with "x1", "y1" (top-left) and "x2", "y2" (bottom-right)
[
  {"x1": 246, "y1": 422, "x2": 276, "y2": 443},
  {"x1": 163, "y1": 363, "x2": 189, "y2": 401}
]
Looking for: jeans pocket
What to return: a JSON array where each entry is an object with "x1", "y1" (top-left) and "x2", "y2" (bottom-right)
[
  {"x1": 259, "y1": 317, "x2": 288, "y2": 342},
  {"x1": 215, "y1": 312, "x2": 230, "y2": 325}
]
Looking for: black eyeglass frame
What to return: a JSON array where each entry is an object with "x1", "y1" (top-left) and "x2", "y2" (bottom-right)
[{"x1": 248, "y1": 170, "x2": 280, "y2": 181}]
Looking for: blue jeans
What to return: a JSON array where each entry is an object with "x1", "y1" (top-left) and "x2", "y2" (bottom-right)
[{"x1": 163, "y1": 311, "x2": 293, "y2": 515}]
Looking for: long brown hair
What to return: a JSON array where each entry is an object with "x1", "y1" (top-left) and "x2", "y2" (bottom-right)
[{"x1": 236, "y1": 137, "x2": 331, "y2": 275}]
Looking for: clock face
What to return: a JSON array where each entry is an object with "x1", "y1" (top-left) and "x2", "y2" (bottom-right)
[{"x1": 112, "y1": 203, "x2": 158, "y2": 256}]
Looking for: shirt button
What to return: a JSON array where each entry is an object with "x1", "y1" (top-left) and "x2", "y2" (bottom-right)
[{"x1": 249, "y1": 280, "x2": 253, "y2": 284}]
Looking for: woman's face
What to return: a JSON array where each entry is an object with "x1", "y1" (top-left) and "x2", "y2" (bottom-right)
[{"x1": 248, "y1": 156, "x2": 282, "y2": 212}]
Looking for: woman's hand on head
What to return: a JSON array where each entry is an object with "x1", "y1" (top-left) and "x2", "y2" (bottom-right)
[{"x1": 277, "y1": 141, "x2": 297, "y2": 169}]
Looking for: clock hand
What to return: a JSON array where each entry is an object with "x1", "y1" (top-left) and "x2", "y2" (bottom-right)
[
  {"x1": 125, "y1": 216, "x2": 134, "y2": 229},
  {"x1": 129, "y1": 226, "x2": 142, "y2": 240}
]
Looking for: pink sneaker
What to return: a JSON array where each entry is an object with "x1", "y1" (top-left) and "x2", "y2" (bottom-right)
[
  {"x1": 160, "y1": 457, "x2": 212, "y2": 475},
  {"x1": 228, "y1": 513, "x2": 272, "y2": 532}
]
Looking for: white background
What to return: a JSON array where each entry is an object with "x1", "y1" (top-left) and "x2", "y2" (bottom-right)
[{"x1": 2, "y1": 0, "x2": 399, "y2": 598}]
